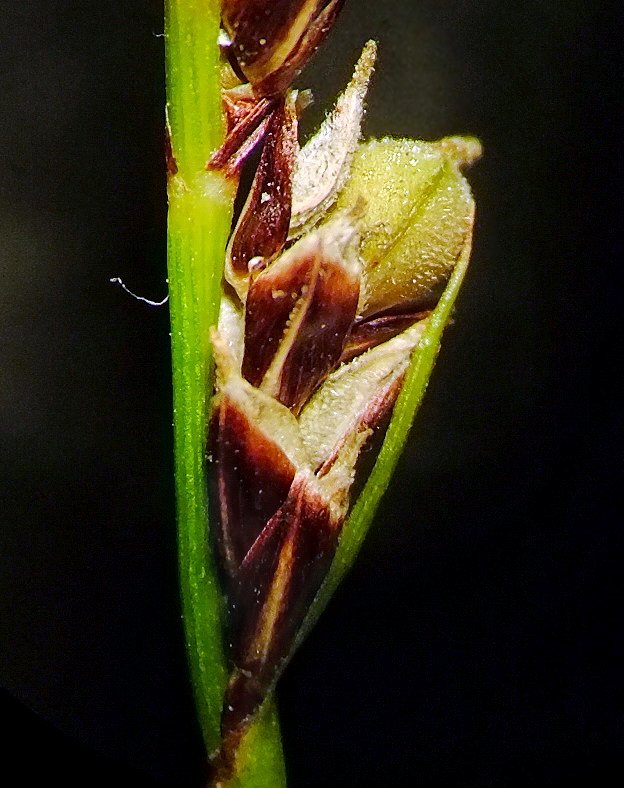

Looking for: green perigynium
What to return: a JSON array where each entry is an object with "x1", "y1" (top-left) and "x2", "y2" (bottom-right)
[{"x1": 335, "y1": 137, "x2": 478, "y2": 316}]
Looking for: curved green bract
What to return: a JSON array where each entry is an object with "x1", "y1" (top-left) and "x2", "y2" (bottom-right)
[{"x1": 298, "y1": 233, "x2": 473, "y2": 643}]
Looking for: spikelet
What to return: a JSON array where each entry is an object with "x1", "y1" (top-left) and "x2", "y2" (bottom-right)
[{"x1": 207, "y1": 8, "x2": 481, "y2": 780}]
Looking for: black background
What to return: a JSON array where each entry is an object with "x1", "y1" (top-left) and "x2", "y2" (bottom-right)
[{"x1": 1, "y1": 1, "x2": 621, "y2": 785}]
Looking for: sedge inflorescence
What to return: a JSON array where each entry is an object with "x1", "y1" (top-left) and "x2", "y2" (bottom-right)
[{"x1": 203, "y1": 0, "x2": 480, "y2": 773}]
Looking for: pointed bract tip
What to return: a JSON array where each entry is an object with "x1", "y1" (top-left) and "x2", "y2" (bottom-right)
[
  {"x1": 437, "y1": 135, "x2": 483, "y2": 169},
  {"x1": 354, "y1": 39, "x2": 378, "y2": 84},
  {"x1": 289, "y1": 40, "x2": 376, "y2": 239}
]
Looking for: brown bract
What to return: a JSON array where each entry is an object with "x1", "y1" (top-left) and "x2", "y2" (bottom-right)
[
  {"x1": 221, "y1": 43, "x2": 377, "y2": 301},
  {"x1": 225, "y1": 92, "x2": 299, "y2": 299},
  {"x1": 209, "y1": 88, "x2": 276, "y2": 176},
  {"x1": 211, "y1": 286, "x2": 431, "y2": 755},
  {"x1": 222, "y1": 0, "x2": 346, "y2": 96},
  {"x1": 210, "y1": 329, "x2": 375, "y2": 738},
  {"x1": 222, "y1": 468, "x2": 348, "y2": 732},
  {"x1": 208, "y1": 1, "x2": 346, "y2": 182},
  {"x1": 243, "y1": 212, "x2": 360, "y2": 414}
]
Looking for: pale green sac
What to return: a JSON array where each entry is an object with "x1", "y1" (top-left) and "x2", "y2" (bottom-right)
[{"x1": 333, "y1": 137, "x2": 479, "y2": 317}]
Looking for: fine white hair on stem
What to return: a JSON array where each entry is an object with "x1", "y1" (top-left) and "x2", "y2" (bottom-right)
[{"x1": 109, "y1": 276, "x2": 169, "y2": 307}]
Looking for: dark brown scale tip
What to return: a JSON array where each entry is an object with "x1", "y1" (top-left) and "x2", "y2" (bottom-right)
[
  {"x1": 222, "y1": 472, "x2": 342, "y2": 734},
  {"x1": 242, "y1": 249, "x2": 313, "y2": 388},
  {"x1": 222, "y1": 0, "x2": 346, "y2": 97},
  {"x1": 222, "y1": 114, "x2": 272, "y2": 180},
  {"x1": 211, "y1": 394, "x2": 297, "y2": 581},
  {"x1": 242, "y1": 215, "x2": 360, "y2": 414},
  {"x1": 272, "y1": 254, "x2": 360, "y2": 414},
  {"x1": 341, "y1": 310, "x2": 432, "y2": 363},
  {"x1": 222, "y1": 86, "x2": 257, "y2": 134},
  {"x1": 206, "y1": 94, "x2": 276, "y2": 174},
  {"x1": 225, "y1": 93, "x2": 299, "y2": 295},
  {"x1": 254, "y1": 0, "x2": 347, "y2": 96}
]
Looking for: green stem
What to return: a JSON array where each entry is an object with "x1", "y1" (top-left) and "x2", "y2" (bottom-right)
[{"x1": 164, "y1": 1, "x2": 285, "y2": 783}]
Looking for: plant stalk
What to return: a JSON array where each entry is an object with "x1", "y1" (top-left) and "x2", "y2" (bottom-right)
[{"x1": 164, "y1": 1, "x2": 286, "y2": 783}]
